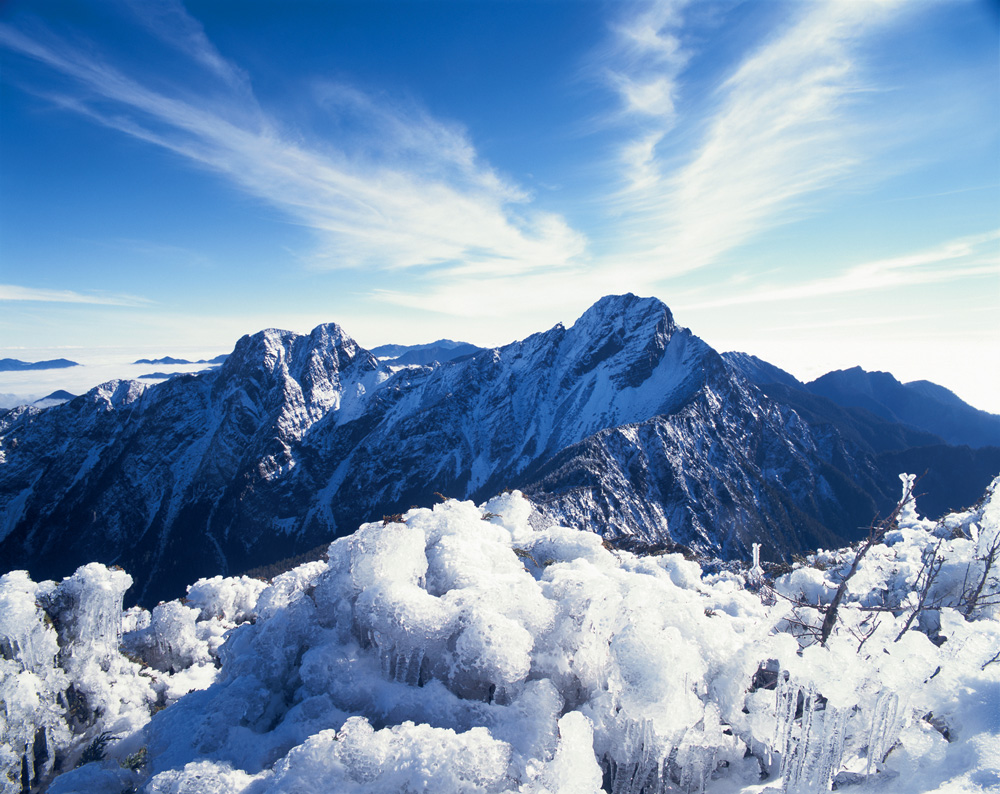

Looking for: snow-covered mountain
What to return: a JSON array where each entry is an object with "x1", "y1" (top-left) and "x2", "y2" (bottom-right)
[{"x1": 0, "y1": 295, "x2": 991, "y2": 605}]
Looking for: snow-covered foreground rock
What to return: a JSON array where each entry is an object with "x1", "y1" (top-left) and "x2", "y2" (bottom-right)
[{"x1": 2, "y1": 478, "x2": 998, "y2": 793}]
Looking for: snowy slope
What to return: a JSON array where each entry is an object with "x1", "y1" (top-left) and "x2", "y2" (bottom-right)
[{"x1": 2, "y1": 475, "x2": 997, "y2": 793}]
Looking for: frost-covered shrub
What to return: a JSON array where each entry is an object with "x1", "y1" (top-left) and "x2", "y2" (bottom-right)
[
  {"x1": 0, "y1": 565, "x2": 265, "y2": 793},
  {"x1": 13, "y1": 477, "x2": 1000, "y2": 794},
  {"x1": 185, "y1": 575, "x2": 266, "y2": 625},
  {"x1": 129, "y1": 482, "x2": 997, "y2": 794},
  {"x1": 0, "y1": 564, "x2": 154, "y2": 794},
  {"x1": 762, "y1": 474, "x2": 1000, "y2": 791},
  {"x1": 124, "y1": 602, "x2": 206, "y2": 673},
  {"x1": 0, "y1": 570, "x2": 65, "y2": 791}
]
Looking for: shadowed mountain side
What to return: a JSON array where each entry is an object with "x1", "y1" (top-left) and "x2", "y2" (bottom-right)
[{"x1": 806, "y1": 366, "x2": 1000, "y2": 448}]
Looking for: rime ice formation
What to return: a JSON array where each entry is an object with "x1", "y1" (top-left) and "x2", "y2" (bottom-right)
[{"x1": 2, "y1": 476, "x2": 998, "y2": 793}]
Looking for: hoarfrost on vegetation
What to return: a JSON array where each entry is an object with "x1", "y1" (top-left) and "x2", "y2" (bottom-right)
[
  {"x1": 2, "y1": 478, "x2": 998, "y2": 793},
  {"x1": 0, "y1": 569, "x2": 266, "y2": 793}
]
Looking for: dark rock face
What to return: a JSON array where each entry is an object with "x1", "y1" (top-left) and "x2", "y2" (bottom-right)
[{"x1": 1, "y1": 295, "x2": 991, "y2": 605}]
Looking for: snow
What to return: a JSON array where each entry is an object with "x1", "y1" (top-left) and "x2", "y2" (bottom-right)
[{"x1": 1, "y1": 477, "x2": 998, "y2": 793}]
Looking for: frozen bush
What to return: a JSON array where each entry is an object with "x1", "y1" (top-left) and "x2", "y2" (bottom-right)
[
  {"x1": 266, "y1": 717, "x2": 515, "y2": 793},
  {"x1": 185, "y1": 576, "x2": 267, "y2": 624},
  {"x1": 124, "y1": 602, "x2": 206, "y2": 673},
  {"x1": 0, "y1": 563, "x2": 266, "y2": 793},
  {"x1": 20, "y1": 479, "x2": 1000, "y2": 794}
]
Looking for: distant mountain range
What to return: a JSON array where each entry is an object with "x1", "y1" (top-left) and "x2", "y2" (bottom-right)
[
  {"x1": 723, "y1": 353, "x2": 1000, "y2": 449},
  {"x1": 370, "y1": 339, "x2": 483, "y2": 367},
  {"x1": 1, "y1": 295, "x2": 996, "y2": 605},
  {"x1": 0, "y1": 358, "x2": 79, "y2": 371},
  {"x1": 132, "y1": 354, "x2": 228, "y2": 365},
  {"x1": 139, "y1": 369, "x2": 218, "y2": 380}
]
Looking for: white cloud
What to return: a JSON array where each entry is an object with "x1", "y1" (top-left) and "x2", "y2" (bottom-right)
[
  {"x1": 121, "y1": 0, "x2": 252, "y2": 93},
  {"x1": 0, "y1": 284, "x2": 152, "y2": 306},
  {"x1": 605, "y1": 0, "x2": 908, "y2": 278},
  {"x1": 680, "y1": 229, "x2": 1000, "y2": 310},
  {"x1": 601, "y1": 0, "x2": 691, "y2": 193},
  {"x1": 0, "y1": 13, "x2": 585, "y2": 276}
]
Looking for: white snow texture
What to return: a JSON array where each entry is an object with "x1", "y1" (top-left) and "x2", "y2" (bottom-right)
[{"x1": 1, "y1": 477, "x2": 999, "y2": 793}]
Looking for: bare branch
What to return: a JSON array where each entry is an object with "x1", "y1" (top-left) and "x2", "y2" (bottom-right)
[
  {"x1": 819, "y1": 481, "x2": 915, "y2": 646},
  {"x1": 895, "y1": 540, "x2": 944, "y2": 642},
  {"x1": 962, "y1": 532, "x2": 1000, "y2": 619}
]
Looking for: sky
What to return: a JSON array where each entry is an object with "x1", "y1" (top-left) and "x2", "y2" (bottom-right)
[{"x1": 1, "y1": 0, "x2": 998, "y2": 411}]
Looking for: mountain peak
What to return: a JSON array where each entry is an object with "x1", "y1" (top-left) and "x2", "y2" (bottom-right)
[
  {"x1": 301, "y1": 322, "x2": 378, "y2": 375},
  {"x1": 89, "y1": 379, "x2": 148, "y2": 410},
  {"x1": 812, "y1": 366, "x2": 900, "y2": 391},
  {"x1": 575, "y1": 293, "x2": 673, "y2": 329},
  {"x1": 221, "y1": 323, "x2": 376, "y2": 381},
  {"x1": 563, "y1": 294, "x2": 679, "y2": 389}
]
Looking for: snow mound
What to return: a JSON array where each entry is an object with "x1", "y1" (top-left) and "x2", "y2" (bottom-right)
[{"x1": 3, "y1": 479, "x2": 998, "y2": 794}]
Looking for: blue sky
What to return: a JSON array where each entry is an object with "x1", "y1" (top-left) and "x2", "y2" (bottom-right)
[{"x1": 1, "y1": 0, "x2": 998, "y2": 410}]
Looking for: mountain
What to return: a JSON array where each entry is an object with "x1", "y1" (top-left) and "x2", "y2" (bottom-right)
[
  {"x1": 31, "y1": 390, "x2": 76, "y2": 409},
  {"x1": 806, "y1": 366, "x2": 1000, "y2": 448},
  {"x1": 139, "y1": 368, "x2": 218, "y2": 380},
  {"x1": 725, "y1": 355, "x2": 1000, "y2": 516},
  {"x1": 132, "y1": 354, "x2": 228, "y2": 365},
  {"x1": 371, "y1": 339, "x2": 483, "y2": 366},
  {"x1": 133, "y1": 356, "x2": 191, "y2": 365},
  {"x1": 0, "y1": 357, "x2": 79, "y2": 371},
  {"x1": 1, "y1": 295, "x2": 995, "y2": 605}
]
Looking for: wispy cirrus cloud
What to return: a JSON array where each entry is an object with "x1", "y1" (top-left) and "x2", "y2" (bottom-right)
[
  {"x1": 0, "y1": 284, "x2": 152, "y2": 306},
  {"x1": 604, "y1": 0, "x2": 908, "y2": 277},
  {"x1": 681, "y1": 229, "x2": 1000, "y2": 310},
  {"x1": 601, "y1": 0, "x2": 691, "y2": 192},
  {"x1": 120, "y1": 0, "x2": 252, "y2": 93},
  {"x1": 0, "y1": 5, "x2": 584, "y2": 277}
]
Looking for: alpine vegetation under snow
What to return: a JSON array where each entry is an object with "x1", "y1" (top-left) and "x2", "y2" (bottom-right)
[{"x1": 2, "y1": 477, "x2": 998, "y2": 793}]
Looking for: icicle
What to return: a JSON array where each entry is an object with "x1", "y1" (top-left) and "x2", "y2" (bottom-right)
[
  {"x1": 774, "y1": 673, "x2": 798, "y2": 763},
  {"x1": 866, "y1": 690, "x2": 900, "y2": 776},
  {"x1": 780, "y1": 684, "x2": 813, "y2": 793},
  {"x1": 604, "y1": 718, "x2": 671, "y2": 794},
  {"x1": 815, "y1": 705, "x2": 848, "y2": 790},
  {"x1": 406, "y1": 650, "x2": 423, "y2": 686},
  {"x1": 777, "y1": 682, "x2": 849, "y2": 793}
]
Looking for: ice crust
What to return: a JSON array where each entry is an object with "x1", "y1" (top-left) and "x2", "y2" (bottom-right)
[{"x1": 1, "y1": 479, "x2": 998, "y2": 793}]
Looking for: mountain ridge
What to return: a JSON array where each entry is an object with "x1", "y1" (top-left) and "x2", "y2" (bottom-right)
[
  {"x1": 2, "y1": 294, "x2": 996, "y2": 605},
  {"x1": 724, "y1": 353, "x2": 1000, "y2": 448}
]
